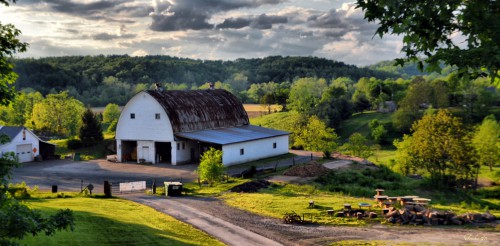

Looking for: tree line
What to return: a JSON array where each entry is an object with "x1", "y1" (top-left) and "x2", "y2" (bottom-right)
[{"x1": 10, "y1": 55, "x2": 396, "y2": 106}]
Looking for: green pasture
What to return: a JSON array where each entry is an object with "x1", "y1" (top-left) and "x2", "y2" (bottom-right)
[{"x1": 19, "y1": 194, "x2": 223, "y2": 246}]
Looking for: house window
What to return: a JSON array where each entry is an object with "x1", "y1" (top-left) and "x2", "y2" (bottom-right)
[
  {"x1": 130, "y1": 113, "x2": 135, "y2": 119},
  {"x1": 182, "y1": 143, "x2": 185, "y2": 149},
  {"x1": 177, "y1": 143, "x2": 180, "y2": 150},
  {"x1": 273, "y1": 142, "x2": 277, "y2": 149},
  {"x1": 155, "y1": 113, "x2": 160, "y2": 119},
  {"x1": 240, "y1": 148, "x2": 244, "y2": 155}
]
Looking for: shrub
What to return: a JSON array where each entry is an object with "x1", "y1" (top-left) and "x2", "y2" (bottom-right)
[{"x1": 66, "y1": 139, "x2": 83, "y2": 149}]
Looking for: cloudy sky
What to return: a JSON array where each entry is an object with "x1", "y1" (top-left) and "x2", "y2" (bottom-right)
[{"x1": 0, "y1": 0, "x2": 404, "y2": 66}]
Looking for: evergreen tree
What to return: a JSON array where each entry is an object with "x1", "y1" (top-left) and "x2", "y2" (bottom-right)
[{"x1": 79, "y1": 108, "x2": 104, "y2": 145}]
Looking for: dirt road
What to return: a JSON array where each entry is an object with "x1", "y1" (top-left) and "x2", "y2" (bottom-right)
[
  {"x1": 122, "y1": 194, "x2": 500, "y2": 246},
  {"x1": 121, "y1": 193, "x2": 283, "y2": 246}
]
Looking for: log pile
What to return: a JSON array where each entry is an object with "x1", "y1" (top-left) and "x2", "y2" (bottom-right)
[{"x1": 385, "y1": 205, "x2": 497, "y2": 225}]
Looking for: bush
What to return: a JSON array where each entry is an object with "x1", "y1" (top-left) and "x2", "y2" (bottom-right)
[
  {"x1": 67, "y1": 139, "x2": 83, "y2": 149},
  {"x1": 316, "y1": 166, "x2": 414, "y2": 197},
  {"x1": 323, "y1": 150, "x2": 331, "y2": 159}
]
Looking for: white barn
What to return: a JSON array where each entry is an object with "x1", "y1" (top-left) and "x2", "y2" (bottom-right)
[
  {"x1": 0, "y1": 126, "x2": 55, "y2": 163},
  {"x1": 115, "y1": 89, "x2": 289, "y2": 166}
]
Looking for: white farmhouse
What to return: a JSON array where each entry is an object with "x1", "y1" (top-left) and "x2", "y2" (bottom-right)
[
  {"x1": 115, "y1": 89, "x2": 289, "y2": 166},
  {"x1": 0, "y1": 126, "x2": 55, "y2": 162}
]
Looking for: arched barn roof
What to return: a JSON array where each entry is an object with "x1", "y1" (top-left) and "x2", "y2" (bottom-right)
[{"x1": 146, "y1": 89, "x2": 249, "y2": 133}]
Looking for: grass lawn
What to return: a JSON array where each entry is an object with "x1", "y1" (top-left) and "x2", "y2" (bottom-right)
[
  {"x1": 337, "y1": 111, "x2": 393, "y2": 141},
  {"x1": 50, "y1": 138, "x2": 114, "y2": 161},
  {"x1": 221, "y1": 183, "x2": 380, "y2": 226},
  {"x1": 218, "y1": 181, "x2": 500, "y2": 225},
  {"x1": 478, "y1": 165, "x2": 500, "y2": 184},
  {"x1": 368, "y1": 149, "x2": 397, "y2": 166},
  {"x1": 249, "y1": 111, "x2": 293, "y2": 129},
  {"x1": 19, "y1": 194, "x2": 223, "y2": 246}
]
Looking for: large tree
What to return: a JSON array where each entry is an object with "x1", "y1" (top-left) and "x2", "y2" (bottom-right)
[
  {"x1": 0, "y1": 91, "x2": 43, "y2": 126},
  {"x1": 0, "y1": 0, "x2": 27, "y2": 106},
  {"x1": 102, "y1": 103, "x2": 121, "y2": 124},
  {"x1": 394, "y1": 110, "x2": 477, "y2": 188},
  {"x1": 356, "y1": 0, "x2": 500, "y2": 83},
  {"x1": 288, "y1": 77, "x2": 327, "y2": 115},
  {"x1": 30, "y1": 91, "x2": 85, "y2": 137},
  {"x1": 342, "y1": 133, "x2": 373, "y2": 159},
  {"x1": 472, "y1": 115, "x2": 500, "y2": 171},
  {"x1": 1, "y1": 1, "x2": 74, "y2": 244},
  {"x1": 294, "y1": 115, "x2": 338, "y2": 152}
]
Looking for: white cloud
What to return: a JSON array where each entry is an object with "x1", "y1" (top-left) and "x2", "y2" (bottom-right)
[
  {"x1": 131, "y1": 49, "x2": 149, "y2": 56},
  {"x1": 1, "y1": 0, "x2": 404, "y2": 66}
]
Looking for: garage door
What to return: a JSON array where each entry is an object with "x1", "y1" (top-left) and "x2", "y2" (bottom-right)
[{"x1": 16, "y1": 144, "x2": 33, "y2": 163}]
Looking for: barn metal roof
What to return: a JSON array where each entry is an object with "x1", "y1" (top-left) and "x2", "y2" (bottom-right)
[
  {"x1": 147, "y1": 89, "x2": 249, "y2": 133},
  {"x1": 175, "y1": 125, "x2": 289, "y2": 145}
]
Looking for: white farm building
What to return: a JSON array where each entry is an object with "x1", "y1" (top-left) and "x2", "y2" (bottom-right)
[
  {"x1": 0, "y1": 126, "x2": 56, "y2": 163},
  {"x1": 115, "y1": 89, "x2": 289, "y2": 166}
]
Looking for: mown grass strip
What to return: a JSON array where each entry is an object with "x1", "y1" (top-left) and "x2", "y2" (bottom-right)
[{"x1": 19, "y1": 194, "x2": 223, "y2": 246}]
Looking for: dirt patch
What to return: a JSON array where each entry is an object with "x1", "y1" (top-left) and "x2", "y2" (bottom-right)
[
  {"x1": 283, "y1": 161, "x2": 331, "y2": 177},
  {"x1": 230, "y1": 180, "x2": 271, "y2": 193},
  {"x1": 266, "y1": 175, "x2": 315, "y2": 184}
]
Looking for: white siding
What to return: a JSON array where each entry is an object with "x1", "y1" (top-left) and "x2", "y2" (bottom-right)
[
  {"x1": 0, "y1": 128, "x2": 40, "y2": 163},
  {"x1": 173, "y1": 140, "x2": 198, "y2": 164},
  {"x1": 116, "y1": 92, "x2": 175, "y2": 163},
  {"x1": 116, "y1": 92, "x2": 174, "y2": 142},
  {"x1": 222, "y1": 135, "x2": 289, "y2": 166}
]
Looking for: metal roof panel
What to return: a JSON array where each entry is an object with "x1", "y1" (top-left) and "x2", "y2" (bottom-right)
[{"x1": 175, "y1": 125, "x2": 289, "y2": 145}]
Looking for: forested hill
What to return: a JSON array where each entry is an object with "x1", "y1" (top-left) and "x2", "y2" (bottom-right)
[
  {"x1": 367, "y1": 60, "x2": 453, "y2": 79},
  {"x1": 11, "y1": 55, "x2": 396, "y2": 106}
]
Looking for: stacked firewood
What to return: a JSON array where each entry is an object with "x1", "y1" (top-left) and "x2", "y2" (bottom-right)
[{"x1": 385, "y1": 205, "x2": 497, "y2": 225}]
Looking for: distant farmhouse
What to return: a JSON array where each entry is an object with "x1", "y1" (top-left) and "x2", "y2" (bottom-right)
[
  {"x1": 115, "y1": 88, "x2": 289, "y2": 166},
  {"x1": 0, "y1": 126, "x2": 55, "y2": 163}
]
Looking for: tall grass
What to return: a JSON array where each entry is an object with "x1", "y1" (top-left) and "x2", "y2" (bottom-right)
[{"x1": 315, "y1": 165, "x2": 417, "y2": 197}]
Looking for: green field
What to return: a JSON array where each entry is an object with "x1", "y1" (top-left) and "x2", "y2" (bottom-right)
[
  {"x1": 336, "y1": 111, "x2": 396, "y2": 142},
  {"x1": 19, "y1": 195, "x2": 223, "y2": 246}
]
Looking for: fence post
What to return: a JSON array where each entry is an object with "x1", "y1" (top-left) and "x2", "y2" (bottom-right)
[
  {"x1": 152, "y1": 178, "x2": 157, "y2": 194},
  {"x1": 104, "y1": 181, "x2": 112, "y2": 197}
]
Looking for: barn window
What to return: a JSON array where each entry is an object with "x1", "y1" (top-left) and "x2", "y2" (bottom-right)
[
  {"x1": 240, "y1": 148, "x2": 244, "y2": 155},
  {"x1": 273, "y1": 142, "x2": 277, "y2": 149},
  {"x1": 130, "y1": 113, "x2": 135, "y2": 119},
  {"x1": 155, "y1": 113, "x2": 160, "y2": 119}
]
